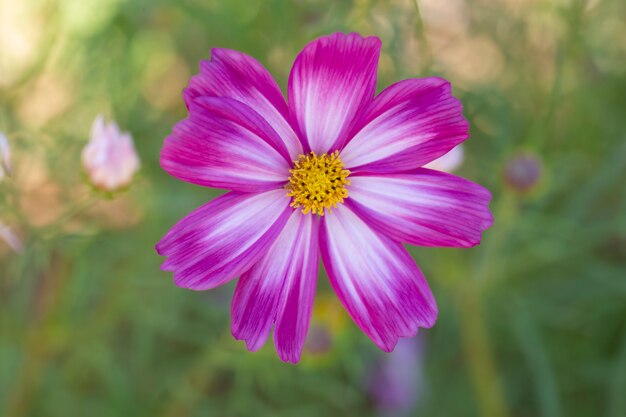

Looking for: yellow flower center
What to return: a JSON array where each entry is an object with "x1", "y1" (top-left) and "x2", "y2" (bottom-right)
[{"x1": 286, "y1": 151, "x2": 350, "y2": 216}]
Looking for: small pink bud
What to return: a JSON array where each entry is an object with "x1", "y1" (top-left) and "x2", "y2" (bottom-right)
[
  {"x1": 82, "y1": 115, "x2": 140, "y2": 191},
  {"x1": 504, "y1": 152, "x2": 542, "y2": 193},
  {"x1": 424, "y1": 144, "x2": 464, "y2": 173},
  {"x1": 0, "y1": 222, "x2": 23, "y2": 253},
  {"x1": 0, "y1": 132, "x2": 12, "y2": 181}
]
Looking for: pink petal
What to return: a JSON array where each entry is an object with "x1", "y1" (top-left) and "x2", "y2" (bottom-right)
[
  {"x1": 156, "y1": 190, "x2": 292, "y2": 290},
  {"x1": 161, "y1": 97, "x2": 291, "y2": 192},
  {"x1": 288, "y1": 32, "x2": 381, "y2": 154},
  {"x1": 320, "y1": 205, "x2": 437, "y2": 352},
  {"x1": 347, "y1": 169, "x2": 493, "y2": 247},
  {"x1": 231, "y1": 212, "x2": 319, "y2": 363},
  {"x1": 273, "y1": 213, "x2": 319, "y2": 363},
  {"x1": 423, "y1": 144, "x2": 464, "y2": 173},
  {"x1": 340, "y1": 77, "x2": 469, "y2": 173},
  {"x1": 185, "y1": 48, "x2": 302, "y2": 159}
]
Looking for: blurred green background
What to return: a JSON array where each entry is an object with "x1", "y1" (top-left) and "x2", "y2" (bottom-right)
[{"x1": 1, "y1": 0, "x2": 625, "y2": 416}]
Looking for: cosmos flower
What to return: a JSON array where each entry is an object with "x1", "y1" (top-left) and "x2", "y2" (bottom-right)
[
  {"x1": 157, "y1": 33, "x2": 493, "y2": 363},
  {"x1": 0, "y1": 132, "x2": 12, "y2": 182},
  {"x1": 82, "y1": 115, "x2": 140, "y2": 191}
]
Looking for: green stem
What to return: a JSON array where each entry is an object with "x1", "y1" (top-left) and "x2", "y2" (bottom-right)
[
  {"x1": 457, "y1": 193, "x2": 517, "y2": 417},
  {"x1": 457, "y1": 282, "x2": 511, "y2": 417}
]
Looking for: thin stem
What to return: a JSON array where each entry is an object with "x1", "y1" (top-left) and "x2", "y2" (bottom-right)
[
  {"x1": 457, "y1": 282, "x2": 511, "y2": 417},
  {"x1": 458, "y1": 193, "x2": 516, "y2": 417},
  {"x1": 40, "y1": 192, "x2": 98, "y2": 236}
]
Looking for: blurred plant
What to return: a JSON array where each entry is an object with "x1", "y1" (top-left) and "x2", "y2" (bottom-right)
[
  {"x1": 81, "y1": 115, "x2": 141, "y2": 192},
  {"x1": 304, "y1": 323, "x2": 333, "y2": 355},
  {"x1": 1, "y1": 112, "x2": 143, "y2": 416},
  {"x1": 303, "y1": 294, "x2": 349, "y2": 358}
]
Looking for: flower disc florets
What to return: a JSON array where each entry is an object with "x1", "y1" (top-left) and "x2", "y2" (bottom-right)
[{"x1": 286, "y1": 151, "x2": 350, "y2": 216}]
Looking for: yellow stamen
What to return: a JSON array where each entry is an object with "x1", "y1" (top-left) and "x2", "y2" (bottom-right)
[{"x1": 286, "y1": 151, "x2": 350, "y2": 216}]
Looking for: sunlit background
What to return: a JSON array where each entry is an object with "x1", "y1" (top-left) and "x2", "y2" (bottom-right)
[{"x1": 1, "y1": 0, "x2": 625, "y2": 416}]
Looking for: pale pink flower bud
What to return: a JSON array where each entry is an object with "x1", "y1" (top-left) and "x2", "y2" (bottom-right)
[
  {"x1": 82, "y1": 115, "x2": 140, "y2": 191},
  {"x1": 0, "y1": 132, "x2": 12, "y2": 182},
  {"x1": 424, "y1": 144, "x2": 464, "y2": 173},
  {"x1": 0, "y1": 221, "x2": 23, "y2": 253}
]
